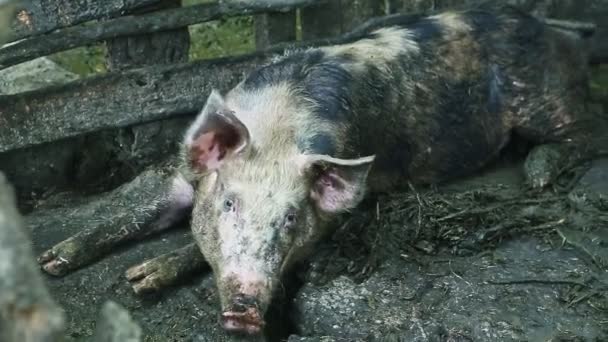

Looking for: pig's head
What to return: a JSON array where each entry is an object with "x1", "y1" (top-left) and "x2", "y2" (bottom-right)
[{"x1": 182, "y1": 89, "x2": 374, "y2": 335}]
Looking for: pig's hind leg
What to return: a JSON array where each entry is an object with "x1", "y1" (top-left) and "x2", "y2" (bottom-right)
[{"x1": 36, "y1": 169, "x2": 194, "y2": 276}]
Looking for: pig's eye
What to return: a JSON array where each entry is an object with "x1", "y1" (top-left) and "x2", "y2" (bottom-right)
[
  {"x1": 284, "y1": 212, "x2": 297, "y2": 227},
  {"x1": 223, "y1": 199, "x2": 234, "y2": 212}
]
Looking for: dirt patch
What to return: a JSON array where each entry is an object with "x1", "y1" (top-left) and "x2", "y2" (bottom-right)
[{"x1": 24, "y1": 156, "x2": 608, "y2": 341}]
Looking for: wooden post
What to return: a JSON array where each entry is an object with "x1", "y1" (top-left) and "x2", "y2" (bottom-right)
[
  {"x1": 300, "y1": 0, "x2": 342, "y2": 40},
  {"x1": 105, "y1": 0, "x2": 190, "y2": 71},
  {"x1": 254, "y1": 12, "x2": 297, "y2": 50},
  {"x1": 300, "y1": 0, "x2": 383, "y2": 40}
]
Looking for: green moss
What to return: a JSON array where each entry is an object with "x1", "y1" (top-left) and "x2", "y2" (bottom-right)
[
  {"x1": 48, "y1": 45, "x2": 108, "y2": 77},
  {"x1": 188, "y1": 16, "x2": 255, "y2": 61}
]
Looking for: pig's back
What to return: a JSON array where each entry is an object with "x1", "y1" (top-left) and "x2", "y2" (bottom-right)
[{"x1": 234, "y1": 5, "x2": 590, "y2": 190}]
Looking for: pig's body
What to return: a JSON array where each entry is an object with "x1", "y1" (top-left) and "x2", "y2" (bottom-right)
[
  {"x1": 221, "y1": 6, "x2": 590, "y2": 193},
  {"x1": 182, "y1": 5, "x2": 593, "y2": 334},
  {"x1": 38, "y1": 4, "x2": 596, "y2": 337}
]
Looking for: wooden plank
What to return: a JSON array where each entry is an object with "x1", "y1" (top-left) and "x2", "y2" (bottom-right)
[
  {"x1": 0, "y1": 16, "x2": 359, "y2": 154},
  {"x1": 8, "y1": 0, "x2": 160, "y2": 42},
  {"x1": 537, "y1": 0, "x2": 608, "y2": 64},
  {"x1": 340, "y1": 0, "x2": 383, "y2": 33},
  {"x1": 300, "y1": 0, "x2": 342, "y2": 40},
  {"x1": 1, "y1": 8, "x2": 606, "y2": 154},
  {"x1": 0, "y1": 52, "x2": 269, "y2": 153},
  {"x1": 0, "y1": 0, "x2": 320, "y2": 70},
  {"x1": 254, "y1": 11, "x2": 297, "y2": 50},
  {"x1": 105, "y1": 0, "x2": 190, "y2": 70},
  {"x1": 300, "y1": 0, "x2": 382, "y2": 40}
]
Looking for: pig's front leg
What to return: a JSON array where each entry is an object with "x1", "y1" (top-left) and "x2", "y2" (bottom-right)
[
  {"x1": 125, "y1": 242, "x2": 207, "y2": 294},
  {"x1": 36, "y1": 169, "x2": 194, "y2": 276}
]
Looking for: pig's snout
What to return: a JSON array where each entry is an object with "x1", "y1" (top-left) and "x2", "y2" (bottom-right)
[{"x1": 221, "y1": 294, "x2": 265, "y2": 335}]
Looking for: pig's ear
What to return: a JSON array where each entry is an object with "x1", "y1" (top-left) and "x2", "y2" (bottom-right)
[
  {"x1": 300, "y1": 154, "x2": 375, "y2": 214},
  {"x1": 184, "y1": 90, "x2": 250, "y2": 173}
]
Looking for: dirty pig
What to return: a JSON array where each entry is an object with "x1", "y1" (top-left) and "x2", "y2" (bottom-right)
[
  {"x1": 39, "y1": 4, "x2": 598, "y2": 336},
  {"x1": 175, "y1": 5, "x2": 598, "y2": 333}
]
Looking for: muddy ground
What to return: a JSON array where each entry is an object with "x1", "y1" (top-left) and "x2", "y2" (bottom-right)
[{"x1": 24, "y1": 154, "x2": 608, "y2": 342}]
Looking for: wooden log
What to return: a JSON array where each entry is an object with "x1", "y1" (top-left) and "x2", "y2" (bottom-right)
[
  {"x1": 0, "y1": 172, "x2": 65, "y2": 342},
  {"x1": 7, "y1": 0, "x2": 161, "y2": 43},
  {"x1": 0, "y1": 0, "x2": 321, "y2": 70}
]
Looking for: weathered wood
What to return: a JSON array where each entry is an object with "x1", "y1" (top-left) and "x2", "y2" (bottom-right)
[
  {"x1": 0, "y1": 12, "x2": 390, "y2": 154},
  {"x1": 0, "y1": 0, "x2": 320, "y2": 70},
  {"x1": 534, "y1": 0, "x2": 608, "y2": 65},
  {"x1": 301, "y1": 0, "x2": 382, "y2": 40},
  {"x1": 300, "y1": 0, "x2": 342, "y2": 40},
  {"x1": 340, "y1": 0, "x2": 383, "y2": 33},
  {"x1": 1, "y1": 7, "x2": 606, "y2": 154},
  {"x1": 0, "y1": 53, "x2": 269, "y2": 153},
  {"x1": 0, "y1": 172, "x2": 65, "y2": 342},
  {"x1": 254, "y1": 11, "x2": 297, "y2": 50},
  {"x1": 105, "y1": 0, "x2": 190, "y2": 70},
  {"x1": 7, "y1": 0, "x2": 161, "y2": 43}
]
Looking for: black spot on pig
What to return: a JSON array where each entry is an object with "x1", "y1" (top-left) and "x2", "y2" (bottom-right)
[
  {"x1": 409, "y1": 18, "x2": 443, "y2": 42},
  {"x1": 375, "y1": 141, "x2": 412, "y2": 176},
  {"x1": 242, "y1": 50, "x2": 326, "y2": 90},
  {"x1": 430, "y1": 78, "x2": 506, "y2": 179},
  {"x1": 303, "y1": 134, "x2": 336, "y2": 156},
  {"x1": 301, "y1": 59, "x2": 354, "y2": 122},
  {"x1": 463, "y1": 9, "x2": 501, "y2": 37}
]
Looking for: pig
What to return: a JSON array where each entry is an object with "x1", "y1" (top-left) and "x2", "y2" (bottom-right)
[{"x1": 37, "y1": 4, "x2": 599, "y2": 336}]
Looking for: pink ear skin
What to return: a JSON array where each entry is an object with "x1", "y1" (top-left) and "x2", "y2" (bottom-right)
[
  {"x1": 303, "y1": 155, "x2": 375, "y2": 214},
  {"x1": 190, "y1": 131, "x2": 224, "y2": 172},
  {"x1": 188, "y1": 111, "x2": 250, "y2": 174},
  {"x1": 311, "y1": 169, "x2": 352, "y2": 213}
]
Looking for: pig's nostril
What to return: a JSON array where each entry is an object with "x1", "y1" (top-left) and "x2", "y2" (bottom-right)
[{"x1": 232, "y1": 294, "x2": 258, "y2": 312}]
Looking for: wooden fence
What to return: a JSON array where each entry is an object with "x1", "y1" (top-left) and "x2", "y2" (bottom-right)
[{"x1": 0, "y1": 0, "x2": 607, "y2": 202}]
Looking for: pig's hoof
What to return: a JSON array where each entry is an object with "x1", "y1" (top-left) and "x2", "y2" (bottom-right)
[
  {"x1": 37, "y1": 237, "x2": 89, "y2": 276},
  {"x1": 527, "y1": 174, "x2": 551, "y2": 190},
  {"x1": 125, "y1": 260, "x2": 173, "y2": 295},
  {"x1": 126, "y1": 243, "x2": 206, "y2": 294},
  {"x1": 523, "y1": 143, "x2": 564, "y2": 190}
]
